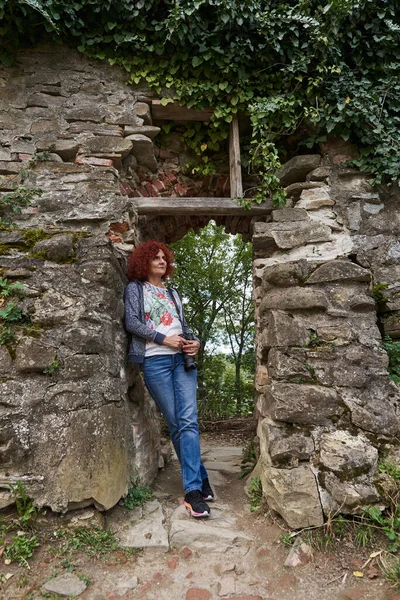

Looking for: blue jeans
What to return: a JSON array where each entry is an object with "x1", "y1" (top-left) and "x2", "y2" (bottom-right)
[{"x1": 143, "y1": 353, "x2": 208, "y2": 493}]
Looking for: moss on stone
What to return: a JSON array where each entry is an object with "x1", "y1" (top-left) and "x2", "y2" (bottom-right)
[{"x1": 23, "y1": 229, "x2": 51, "y2": 248}]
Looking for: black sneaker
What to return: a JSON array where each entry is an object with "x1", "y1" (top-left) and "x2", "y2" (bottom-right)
[
  {"x1": 201, "y1": 478, "x2": 215, "y2": 502},
  {"x1": 184, "y1": 490, "x2": 210, "y2": 518}
]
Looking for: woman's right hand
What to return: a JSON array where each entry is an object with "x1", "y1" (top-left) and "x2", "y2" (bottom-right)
[{"x1": 163, "y1": 334, "x2": 184, "y2": 349}]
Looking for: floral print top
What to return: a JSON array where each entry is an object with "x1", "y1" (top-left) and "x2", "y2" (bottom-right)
[{"x1": 143, "y1": 281, "x2": 183, "y2": 357}]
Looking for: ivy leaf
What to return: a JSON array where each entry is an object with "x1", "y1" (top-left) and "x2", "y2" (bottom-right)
[
  {"x1": 160, "y1": 98, "x2": 174, "y2": 106},
  {"x1": 192, "y1": 56, "x2": 202, "y2": 67}
]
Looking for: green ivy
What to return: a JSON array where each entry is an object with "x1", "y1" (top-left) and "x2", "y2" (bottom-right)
[{"x1": 1, "y1": 1, "x2": 400, "y2": 194}]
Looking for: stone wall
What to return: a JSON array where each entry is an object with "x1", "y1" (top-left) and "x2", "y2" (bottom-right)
[
  {"x1": 253, "y1": 150, "x2": 400, "y2": 528},
  {"x1": 0, "y1": 44, "x2": 162, "y2": 511}
]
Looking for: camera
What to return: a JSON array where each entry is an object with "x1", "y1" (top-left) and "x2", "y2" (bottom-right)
[{"x1": 179, "y1": 333, "x2": 197, "y2": 372}]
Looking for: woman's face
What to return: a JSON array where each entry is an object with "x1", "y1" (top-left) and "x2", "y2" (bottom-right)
[{"x1": 148, "y1": 249, "x2": 167, "y2": 279}]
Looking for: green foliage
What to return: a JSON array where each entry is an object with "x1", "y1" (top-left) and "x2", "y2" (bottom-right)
[
  {"x1": 4, "y1": 532, "x2": 39, "y2": 566},
  {"x1": 247, "y1": 476, "x2": 263, "y2": 512},
  {"x1": 380, "y1": 554, "x2": 400, "y2": 589},
  {"x1": 365, "y1": 505, "x2": 400, "y2": 552},
  {"x1": 43, "y1": 356, "x2": 62, "y2": 377},
  {"x1": 0, "y1": 324, "x2": 15, "y2": 344},
  {"x1": 9, "y1": 480, "x2": 37, "y2": 529},
  {"x1": 0, "y1": 186, "x2": 42, "y2": 226},
  {"x1": 372, "y1": 282, "x2": 389, "y2": 306},
  {"x1": 171, "y1": 222, "x2": 254, "y2": 416},
  {"x1": 2, "y1": 1, "x2": 400, "y2": 198},
  {"x1": 280, "y1": 533, "x2": 296, "y2": 547},
  {"x1": 381, "y1": 336, "x2": 400, "y2": 384},
  {"x1": 0, "y1": 302, "x2": 23, "y2": 323},
  {"x1": 0, "y1": 277, "x2": 24, "y2": 298},
  {"x1": 55, "y1": 526, "x2": 119, "y2": 557},
  {"x1": 123, "y1": 480, "x2": 154, "y2": 510},
  {"x1": 379, "y1": 460, "x2": 400, "y2": 480},
  {"x1": 23, "y1": 229, "x2": 50, "y2": 247}
]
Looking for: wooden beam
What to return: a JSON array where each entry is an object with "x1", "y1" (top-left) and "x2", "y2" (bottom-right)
[
  {"x1": 151, "y1": 100, "x2": 213, "y2": 122},
  {"x1": 229, "y1": 117, "x2": 243, "y2": 199},
  {"x1": 132, "y1": 197, "x2": 273, "y2": 216}
]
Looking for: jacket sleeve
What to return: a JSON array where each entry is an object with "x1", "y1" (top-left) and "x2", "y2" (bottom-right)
[
  {"x1": 124, "y1": 282, "x2": 166, "y2": 345},
  {"x1": 174, "y1": 289, "x2": 201, "y2": 346}
]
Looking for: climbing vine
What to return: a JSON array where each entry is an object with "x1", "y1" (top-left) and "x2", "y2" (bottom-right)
[{"x1": 1, "y1": 0, "x2": 400, "y2": 193}]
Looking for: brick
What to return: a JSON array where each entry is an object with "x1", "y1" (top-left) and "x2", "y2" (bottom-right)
[
  {"x1": 186, "y1": 588, "x2": 211, "y2": 600},
  {"x1": 106, "y1": 233, "x2": 123, "y2": 243},
  {"x1": 75, "y1": 155, "x2": 113, "y2": 167},
  {"x1": 167, "y1": 558, "x2": 178, "y2": 569},
  {"x1": 145, "y1": 182, "x2": 159, "y2": 196},
  {"x1": 181, "y1": 547, "x2": 192, "y2": 559},
  {"x1": 175, "y1": 183, "x2": 188, "y2": 197},
  {"x1": 109, "y1": 222, "x2": 129, "y2": 233},
  {"x1": 152, "y1": 179, "x2": 165, "y2": 191},
  {"x1": 165, "y1": 170, "x2": 178, "y2": 184},
  {"x1": 275, "y1": 573, "x2": 297, "y2": 590},
  {"x1": 137, "y1": 186, "x2": 150, "y2": 197},
  {"x1": 17, "y1": 153, "x2": 33, "y2": 162}
]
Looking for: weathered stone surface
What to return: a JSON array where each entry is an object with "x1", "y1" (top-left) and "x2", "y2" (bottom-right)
[
  {"x1": 14, "y1": 338, "x2": 56, "y2": 373},
  {"x1": 42, "y1": 573, "x2": 87, "y2": 597},
  {"x1": 126, "y1": 126, "x2": 160, "y2": 140},
  {"x1": 253, "y1": 220, "x2": 332, "y2": 251},
  {"x1": 279, "y1": 155, "x2": 321, "y2": 187},
  {"x1": 111, "y1": 500, "x2": 169, "y2": 549},
  {"x1": 86, "y1": 135, "x2": 133, "y2": 157},
  {"x1": 0, "y1": 489, "x2": 14, "y2": 509},
  {"x1": 306, "y1": 260, "x2": 371, "y2": 284},
  {"x1": 321, "y1": 472, "x2": 381, "y2": 513},
  {"x1": 267, "y1": 349, "x2": 314, "y2": 383},
  {"x1": 341, "y1": 381, "x2": 400, "y2": 437},
  {"x1": 0, "y1": 345, "x2": 13, "y2": 373},
  {"x1": 261, "y1": 463, "x2": 324, "y2": 528},
  {"x1": 63, "y1": 355, "x2": 105, "y2": 380},
  {"x1": 263, "y1": 382, "x2": 344, "y2": 425},
  {"x1": 284, "y1": 542, "x2": 313, "y2": 567},
  {"x1": 32, "y1": 234, "x2": 74, "y2": 262},
  {"x1": 382, "y1": 313, "x2": 400, "y2": 339},
  {"x1": 319, "y1": 430, "x2": 378, "y2": 476},
  {"x1": 259, "y1": 419, "x2": 314, "y2": 468},
  {"x1": 135, "y1": 102, "x2": 152, "y2": 125},
  {"x1": 285, "y1": 181, "x2": 324, "y2": 200},
  {"x1": 297, "y1": 187, "x2": 335, "y2": 210},
  {"x1": 63, "y1": 322, "x2": 113, "y2": 353},
  {"x1": 315, "y1": 323, "x2": 354, "y2": 346},
  {"x1": 260, "y1": 288, "x2": 329, "y2": 312},
  {"x1": 261, "y1": 261, "x2": 306, "y2": 288},
  {"x1": 306, "y1": 166, "x2": 331, "y2": 181},
  {"x1": 271, "y1": 208, "x2": 309, "y2": 222},
  {"x1": 262, "y1": 311, "x2": 310, "y2": 349},
  {"x1": 129, "y1": 134, "x2": 157, "y2": 172},
  {"x1": 35, "y1": 139, "x2": 79, "y2": 161}
]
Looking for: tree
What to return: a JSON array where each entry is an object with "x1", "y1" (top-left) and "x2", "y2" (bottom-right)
[{"x1": 171, "y1": 222, "x2": 254, "y2": 413}]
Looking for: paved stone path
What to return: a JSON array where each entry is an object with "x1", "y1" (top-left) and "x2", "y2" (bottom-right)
[{"x1": 2, "y1": 439, "x2": 395, "y2": 600}]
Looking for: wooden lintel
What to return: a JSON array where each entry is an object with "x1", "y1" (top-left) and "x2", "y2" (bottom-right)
[
  {"x1": 132, "y1": 197, "x2": 273, "y2": 216},
  {"x1": 229, "y1": 117, "x2": 243, "y2": 199},
  {"x1": 151, "y1": 100, "x2": 213, "y2": 122}
]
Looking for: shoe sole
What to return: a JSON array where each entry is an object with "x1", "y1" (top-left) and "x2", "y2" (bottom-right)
[
  {"x1": 183, "y1": 501, "x2": 210, "y2": 518},
  {"x1": 202, "y1": 494, "x2": 215, "y2": 502}
]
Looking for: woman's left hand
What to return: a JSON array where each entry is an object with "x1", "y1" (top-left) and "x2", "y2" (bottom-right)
[{"x1": 182, "y1": 340, "x2": 200, "y2": 356}]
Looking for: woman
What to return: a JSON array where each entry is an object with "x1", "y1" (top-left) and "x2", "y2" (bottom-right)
[{"x1": 124, "y1": 240, "x2": 214, "y2": 518}]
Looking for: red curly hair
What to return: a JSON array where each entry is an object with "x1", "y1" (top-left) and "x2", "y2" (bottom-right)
[{"x1": 127, "y1": 240, "x2": 175, "y2": 281}]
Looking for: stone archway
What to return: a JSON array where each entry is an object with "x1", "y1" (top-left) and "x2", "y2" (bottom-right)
[{"x1": 0, "y1": 43, "x2": 399, "y2": 526}]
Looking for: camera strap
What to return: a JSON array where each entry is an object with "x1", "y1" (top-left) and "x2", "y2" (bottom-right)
[{"x1": 167, "y1": 288, "x2": 182, "y2": 322}]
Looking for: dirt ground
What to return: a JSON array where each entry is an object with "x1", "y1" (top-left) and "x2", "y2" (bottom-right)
[{"x1": 0, "y1": 420, "x2": 398, "y2": 600}]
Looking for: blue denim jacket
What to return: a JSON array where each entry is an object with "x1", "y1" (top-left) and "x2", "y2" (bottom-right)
[{"x1": 124, "y1": 280, "x2": 199, "y2": 363}]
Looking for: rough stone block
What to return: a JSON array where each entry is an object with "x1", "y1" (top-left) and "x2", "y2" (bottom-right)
[
  {"x1": 126, "y1": 126, "x2": 160, "y2": 140},
  {"x1": 271, "y1": 208, "x2": 309, "y2": 222},
  {"x1": 263, "y1": 311, "x2": 309, "y2": 349},
  {"x1": 259, "y1": 419, "x2": 314, "y2": 468},
  {"x1": 63, "y1": 355, "x2": 105, "y2": 380},
  {"x1": 261, "y1": 462, "x2": 324, "y2": 528},
  {"x1": 0, "y1": 346, "x2": 13, "y2": 373},
  {"x1": 264, "y1": 382, "x2": 344, "y2": 426},
  {"x1": 86, "y1": 135, "x2": 133, "y2": 158},
  {"x1": 321, "y1": 471, "x2": 380, "y2": 512},
  {"x1": 260, "y1": 287, "x2": 329, "y2": 312},
  {"x1": 306, "y1": 166, "x2": 331, "y2": 181},
  {"x1": 267, "y1": 348, "x2": 314, "y2": 382},
  {"x1": 261, "y1": 261, "x2": 306, "y2": 288},
  {"x1": 278, "y1": 154, "x2": 321, "y2": 187},
  {"x1": 297, "y1": 187, "x2": 335, "y2": 210},
  {"x1": 285, "y1": 181, "x2": 323, "y2": 201},
  {"x1": 32, "y1": 234, "x2": 74, "y2": 262},
  {"x1": 130, "y1": 134, "x2": 157, "y2": 172},
  {"x1": 35, "y1": 139, "x2": 79, "y2": 161},
  {"x1": 315, "y1": 323, "x2": 354, "y2": 345},
  {"x1": 306, "y1": 260, "x2": 371, "y2": 284},
  {"x1": 252, "y1": 221, "x2": 331, "y2": 251},
  {"x1": 319, "y1": 430, "x2": 378, "y2": 476},
  {"x1": 382, "y1": 313, "x2": 400, "y2": 339},
  {"x1": 15, "y1": 338, "x2": 56, "y2": 373},
  {"x1": 135, "y1": 102, "x2": 152, "y2": 125},
  {"x1": 341, "y1": 381, "x2": 400, "y2": 437}
]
